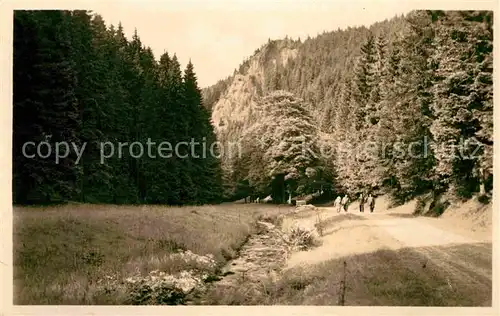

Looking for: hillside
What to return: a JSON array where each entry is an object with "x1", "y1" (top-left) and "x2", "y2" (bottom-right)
[{"x1": 202, "y1": 10, "x2": 493, "y2": 209}]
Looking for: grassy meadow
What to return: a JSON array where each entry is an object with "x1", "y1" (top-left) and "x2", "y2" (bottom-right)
[{"x1": 13, "y1": 203, "x2": 290, "y2": 304}]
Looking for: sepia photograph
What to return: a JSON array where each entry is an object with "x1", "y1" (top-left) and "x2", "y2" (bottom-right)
[{"x1": 2, "y1": 0, "x2": 496, "y2": 311}]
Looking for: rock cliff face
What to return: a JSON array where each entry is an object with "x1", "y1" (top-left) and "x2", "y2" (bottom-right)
[
  {"x1": 211, "y1": 40, "x2": 299, "y2": 133},
  {"x1": 208, "y1": 40, "x2": 301, "y2": 182}
]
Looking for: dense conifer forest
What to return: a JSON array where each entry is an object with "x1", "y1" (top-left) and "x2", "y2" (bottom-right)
[
  {"x1": 13, "y1": 10, "x2": 223, "y2": 205},
  {"x1": 12, "y1": 10, "x2": 493, "y2": 206}
]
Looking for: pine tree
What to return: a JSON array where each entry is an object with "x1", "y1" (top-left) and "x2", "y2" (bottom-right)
[
  {"x1": 13, "y1": 10, "x2": 80, "y2": 204},
  {"x1": 430, "y1": 10, "x2": 493, "y2": 197},
  {"x1": 377, "y1": 11, "x2": 436, "y2": 201},
  {"x1": 183, "y1": 61, "x2": 223, "y2": 203}
]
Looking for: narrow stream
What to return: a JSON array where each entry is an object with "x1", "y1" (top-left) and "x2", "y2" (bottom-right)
[{"x1": 195, "y1": 220, "x2": 292, "y2": 304}]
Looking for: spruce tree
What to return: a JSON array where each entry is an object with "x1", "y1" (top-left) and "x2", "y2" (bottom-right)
[
  {"x1": 430, "y1": 10, "x2": 493, "y2": 197},
  {"x1": 13, "y1": 10, "x2": 80, "y2": 204}
]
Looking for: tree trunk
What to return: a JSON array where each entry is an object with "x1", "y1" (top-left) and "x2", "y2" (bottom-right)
[
  {"x1": 282, "y1": 182, "x2": 286, "y2": 204},
  {"x1": 479, "y1": 168, "x2": 486, "y2": 195}
]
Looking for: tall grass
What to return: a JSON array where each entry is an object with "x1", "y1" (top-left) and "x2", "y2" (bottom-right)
[{"x1": 13, "y1": 203, "x2": 289, "y2": 304}]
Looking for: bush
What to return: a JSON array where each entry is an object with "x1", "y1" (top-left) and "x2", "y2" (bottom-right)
[
  {"x1": 414, "y1": 191, "x2": 454, "y2": 217},
  {"x1": 414, "y1": 197, "x2": 427, "y2": 215},
  {"x1": 477, "y1": 194, "x2": 490, "y2": 204},
  {"x1": 428, "y1": 197, "x2": 450, "y2": 217},
  {"x1": 127, "y1": 281, "x2": 187, "y2": 305},
  {"x1": 414, "y1": 193, "x2": 432, "y2": 215},
  {"x1": 287, "y1": 226, "x2": 322, "y2": 251}
]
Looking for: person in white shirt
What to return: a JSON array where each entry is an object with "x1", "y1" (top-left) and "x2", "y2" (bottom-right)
[
  {"x1": 334, "y1": 195, "x2": 342, "y2": 212},
  {"x1": 341, "y1": 194, "x2": 349, "y2": 212},
  {"x1": 367, "y1": 194, "x2": 375, "y2": 213}
]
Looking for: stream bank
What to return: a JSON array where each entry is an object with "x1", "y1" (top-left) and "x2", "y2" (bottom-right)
[
  {"x1": 196, "y1": 214, "x2": 322, "y2": 304},
  {"x1": 93, "y1": 210, "x2": 320, "y2": 305},
  {"x1": 196, "y1": 220, "x2": 290, "y2": 304}
]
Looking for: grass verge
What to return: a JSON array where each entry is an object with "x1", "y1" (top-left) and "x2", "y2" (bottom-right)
[{"x1": 13, "y1": 203, "x2": 290, "y2": 304}]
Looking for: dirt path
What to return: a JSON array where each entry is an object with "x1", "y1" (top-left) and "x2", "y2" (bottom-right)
[
  {"x1": 285, "y1": 202, "x2": 491, "y2": 267},
  {"x1": 279, "y1": 199, "x2": 492, "y2": 306}
]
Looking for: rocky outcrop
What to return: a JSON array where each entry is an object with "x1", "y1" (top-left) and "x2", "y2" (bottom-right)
[
  {"x1": 95, "y1": 250, "x2": 218, "y2": 305},
  {"x1": 208, "y1": 40, "x2": 300, "y2": 186},
  {"x1": 211, "y1": 41, "x2": 299, "y2": 134}
]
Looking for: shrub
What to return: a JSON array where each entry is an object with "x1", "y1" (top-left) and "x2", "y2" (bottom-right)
[
  {"x1": 287, "y1": 226, "x2": 321, "y2": 251},
  {"x1": 477, "y1": 194, "x2": 490, "y2": 204},
  {"x1": 414, "y1": 193, "x2": 432, "y2": 215},
  {"x1": 127, "y1": 280, "x2": 187, "y2": 305},
  {"x1": 428, "y1": 197, "x2": 450, "y2": 217}
]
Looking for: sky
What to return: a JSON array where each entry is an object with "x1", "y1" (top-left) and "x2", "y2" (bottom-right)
[{"x1": 94, "y1": 0, "x2": 418, "y2": 88}]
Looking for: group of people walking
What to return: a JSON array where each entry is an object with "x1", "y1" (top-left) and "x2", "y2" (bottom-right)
[
  {"x1": 333, "y1": 192, "x2": 376, "y2": 213},
  {"x1": 334, "y1": 194, "x2": 349, "y2": 212}
]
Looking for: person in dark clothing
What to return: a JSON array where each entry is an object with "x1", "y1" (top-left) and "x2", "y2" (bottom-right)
[{"x1": 359, "y1": 193, "x2": 365, "y2": 212}]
